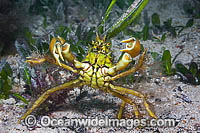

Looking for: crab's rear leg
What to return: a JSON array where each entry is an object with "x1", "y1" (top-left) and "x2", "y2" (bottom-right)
[
  {"x1": 18, "y1": 79, "x2": 83, "y2": 124},
  {"x1": 109, "y1": 84, "x2": 157, "y2": 119},
  {"x1": 107, "y1": 89, "x2": 140, "y2": 119},
  {"x1": 118, "y1": 101, "x2": 126, "y2": 119}
]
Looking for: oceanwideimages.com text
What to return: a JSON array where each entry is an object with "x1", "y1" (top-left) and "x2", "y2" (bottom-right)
[{"x1": 24, "y1": 115, "x2": 176, "y2": 129}]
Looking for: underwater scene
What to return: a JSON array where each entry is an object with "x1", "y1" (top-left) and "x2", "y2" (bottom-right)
[{"x1": 0, "y1": 0, "x2": 200, "y2": 132}]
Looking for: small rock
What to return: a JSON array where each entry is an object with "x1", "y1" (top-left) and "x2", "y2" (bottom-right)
[
  {"x1": 15, "y1": 124, "x2": 23, "y2": 130},
  {"x1": 194, "y1": 123, "x2": 200, "y2": 131},
  {"x1": 161, "y1": 97, "x2": 169, "y2": 102},
  {"x1": 13, "y1": 78, "x2": 19, "y2": 83},
  {"x1": 3, "y1": 114, "x2": 8, "y2": 122},
  {"x1": 177, "y1": 86, "x2": 183, "y2": 92},
  {"x1": 161, "y1": 76, "x2": 168, "y2": 82},
  {"x1": 155, "y1": 98, "x2": 161, "y2": 103},
  {"x1": 3, "y1": 98, "x2": 16, "y2": 105},
  {"x1": 154, "y1": 78, "x2": 160, "y2": 84},
  {"x1": 173, "y1": 74, "x2": 179, "y2": 79},
  {"x1": 16, "y1": 102, "x2": 24, "y2": 106}
]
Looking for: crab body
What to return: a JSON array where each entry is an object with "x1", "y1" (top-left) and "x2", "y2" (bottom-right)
[
  {"x1": 18, "y1": 35, "x2": 157, "y2": 124},
  {"x1": 79, "y1": 56, "x2": 112, "y2": 89},
  {"x1": 78, "y1": 40, "x2": 113, "y2": 90}
]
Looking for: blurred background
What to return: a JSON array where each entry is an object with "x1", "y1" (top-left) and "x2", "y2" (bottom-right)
[{"x1": 0, "y1": 0, "x2": 199, "y2": 56}]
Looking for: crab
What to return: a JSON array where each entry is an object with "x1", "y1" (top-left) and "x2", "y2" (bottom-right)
[{"x1": 18, "y1": 34, "x2": 157, "y2": 124}]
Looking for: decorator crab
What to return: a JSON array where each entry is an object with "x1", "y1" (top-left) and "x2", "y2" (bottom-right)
[{"x1": 18, "y1": 34, "x2": 157, "y2": 124}]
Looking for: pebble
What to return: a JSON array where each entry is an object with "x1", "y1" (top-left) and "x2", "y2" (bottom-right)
[
  {"x1": 15, "y1": 124, "x2": 24, "y2": 130},
  {"x1": 3, "y1": 98, "x2": 16, "y2": 105},
  {"x1": 154, "y1": 78, "x2": 161, "y2": 84},
  {"x1": 160, "y1": 97, "x2": 169, "y2": 102},
  {"x1": 13, "y1": 78, "x2": 19, "y2": 83},
  {"x1": 177, "y1": 86, "x2": 183, "y2": 92},
  {"x1": 15, "y1": 102, "x2": 24, "y2": 106}
]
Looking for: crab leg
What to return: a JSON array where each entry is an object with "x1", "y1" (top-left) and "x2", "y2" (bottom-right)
[
  {"x1": 109, "y1": 84, "x2": 157, "y2": 119},
  {"x1": 26, "y1": 55, "x2": 78, "y2": 73},
  {"x1": 18, "y1": 79, "x2": 84, "y2": 124},
  {"x1": 111, "y1": 48, "x2": 147, "y2": 80},
  {"x1": 118, "y1": 101, "x2": 126, "y2": 119},
  {"x1": 107, "y1": 89, "x2": 140, "y2": 119}
]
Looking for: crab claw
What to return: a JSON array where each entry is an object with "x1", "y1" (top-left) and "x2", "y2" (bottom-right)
[
  {"x1": 120, "y1": 37, "x2": 141, "y2": 58},
  {"x1": 56, "y1": 43, "x2": 64, "y2": 61},
  {"x1": 57, "y1": 36, "x2": 65, "y2": 45},
  {"x1": 49, "y1": 37, "x2": 65, "y2": 66}
]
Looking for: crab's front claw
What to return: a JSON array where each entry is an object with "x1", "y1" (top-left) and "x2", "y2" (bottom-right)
[
  {"x1": 49, "y1": 37, "x2": 64, "y2": 66},
  {"x1": 50, "y1": 36, "x2": 76, "y2": 65},
  {"x1": 107, "y1": 37, "x2": 141, "y2": 75},
  {"x1": 120, "y1": 37, "x2": 141, "y2": 58}
]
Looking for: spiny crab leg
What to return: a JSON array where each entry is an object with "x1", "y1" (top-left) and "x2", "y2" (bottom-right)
[
  {"x1": 25, "y1": 56, "x2": 79, "y2": 73},
  {"x1": 109, "y1": 84, "x2": 157, "y2": 119},
  {"x1": 18, "y1": 79, "x2": 83, "y2": 124}
]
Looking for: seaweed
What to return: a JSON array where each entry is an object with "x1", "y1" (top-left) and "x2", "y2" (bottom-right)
[
  {"x1": 175, "y1": 61, "x2": 200, "y2": 85},
  {"x1": 183, "y1": 0, "x2": 200, "y2": 18},
  {"x1": 106, "y1": 0, "x2": 149, "y2": 39},
  {"x1": 151, "y1": 49, "x2": 183, "y2": 76},
  {"x1": 0, "y1": 59, "x2": 12, "y2": 99},
  {"x1": 0, "y1": 58, "x2": 28, "y2": 104},
  {"x1": 124, "y1": 12, "x2": 194, "y2": 42}
]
